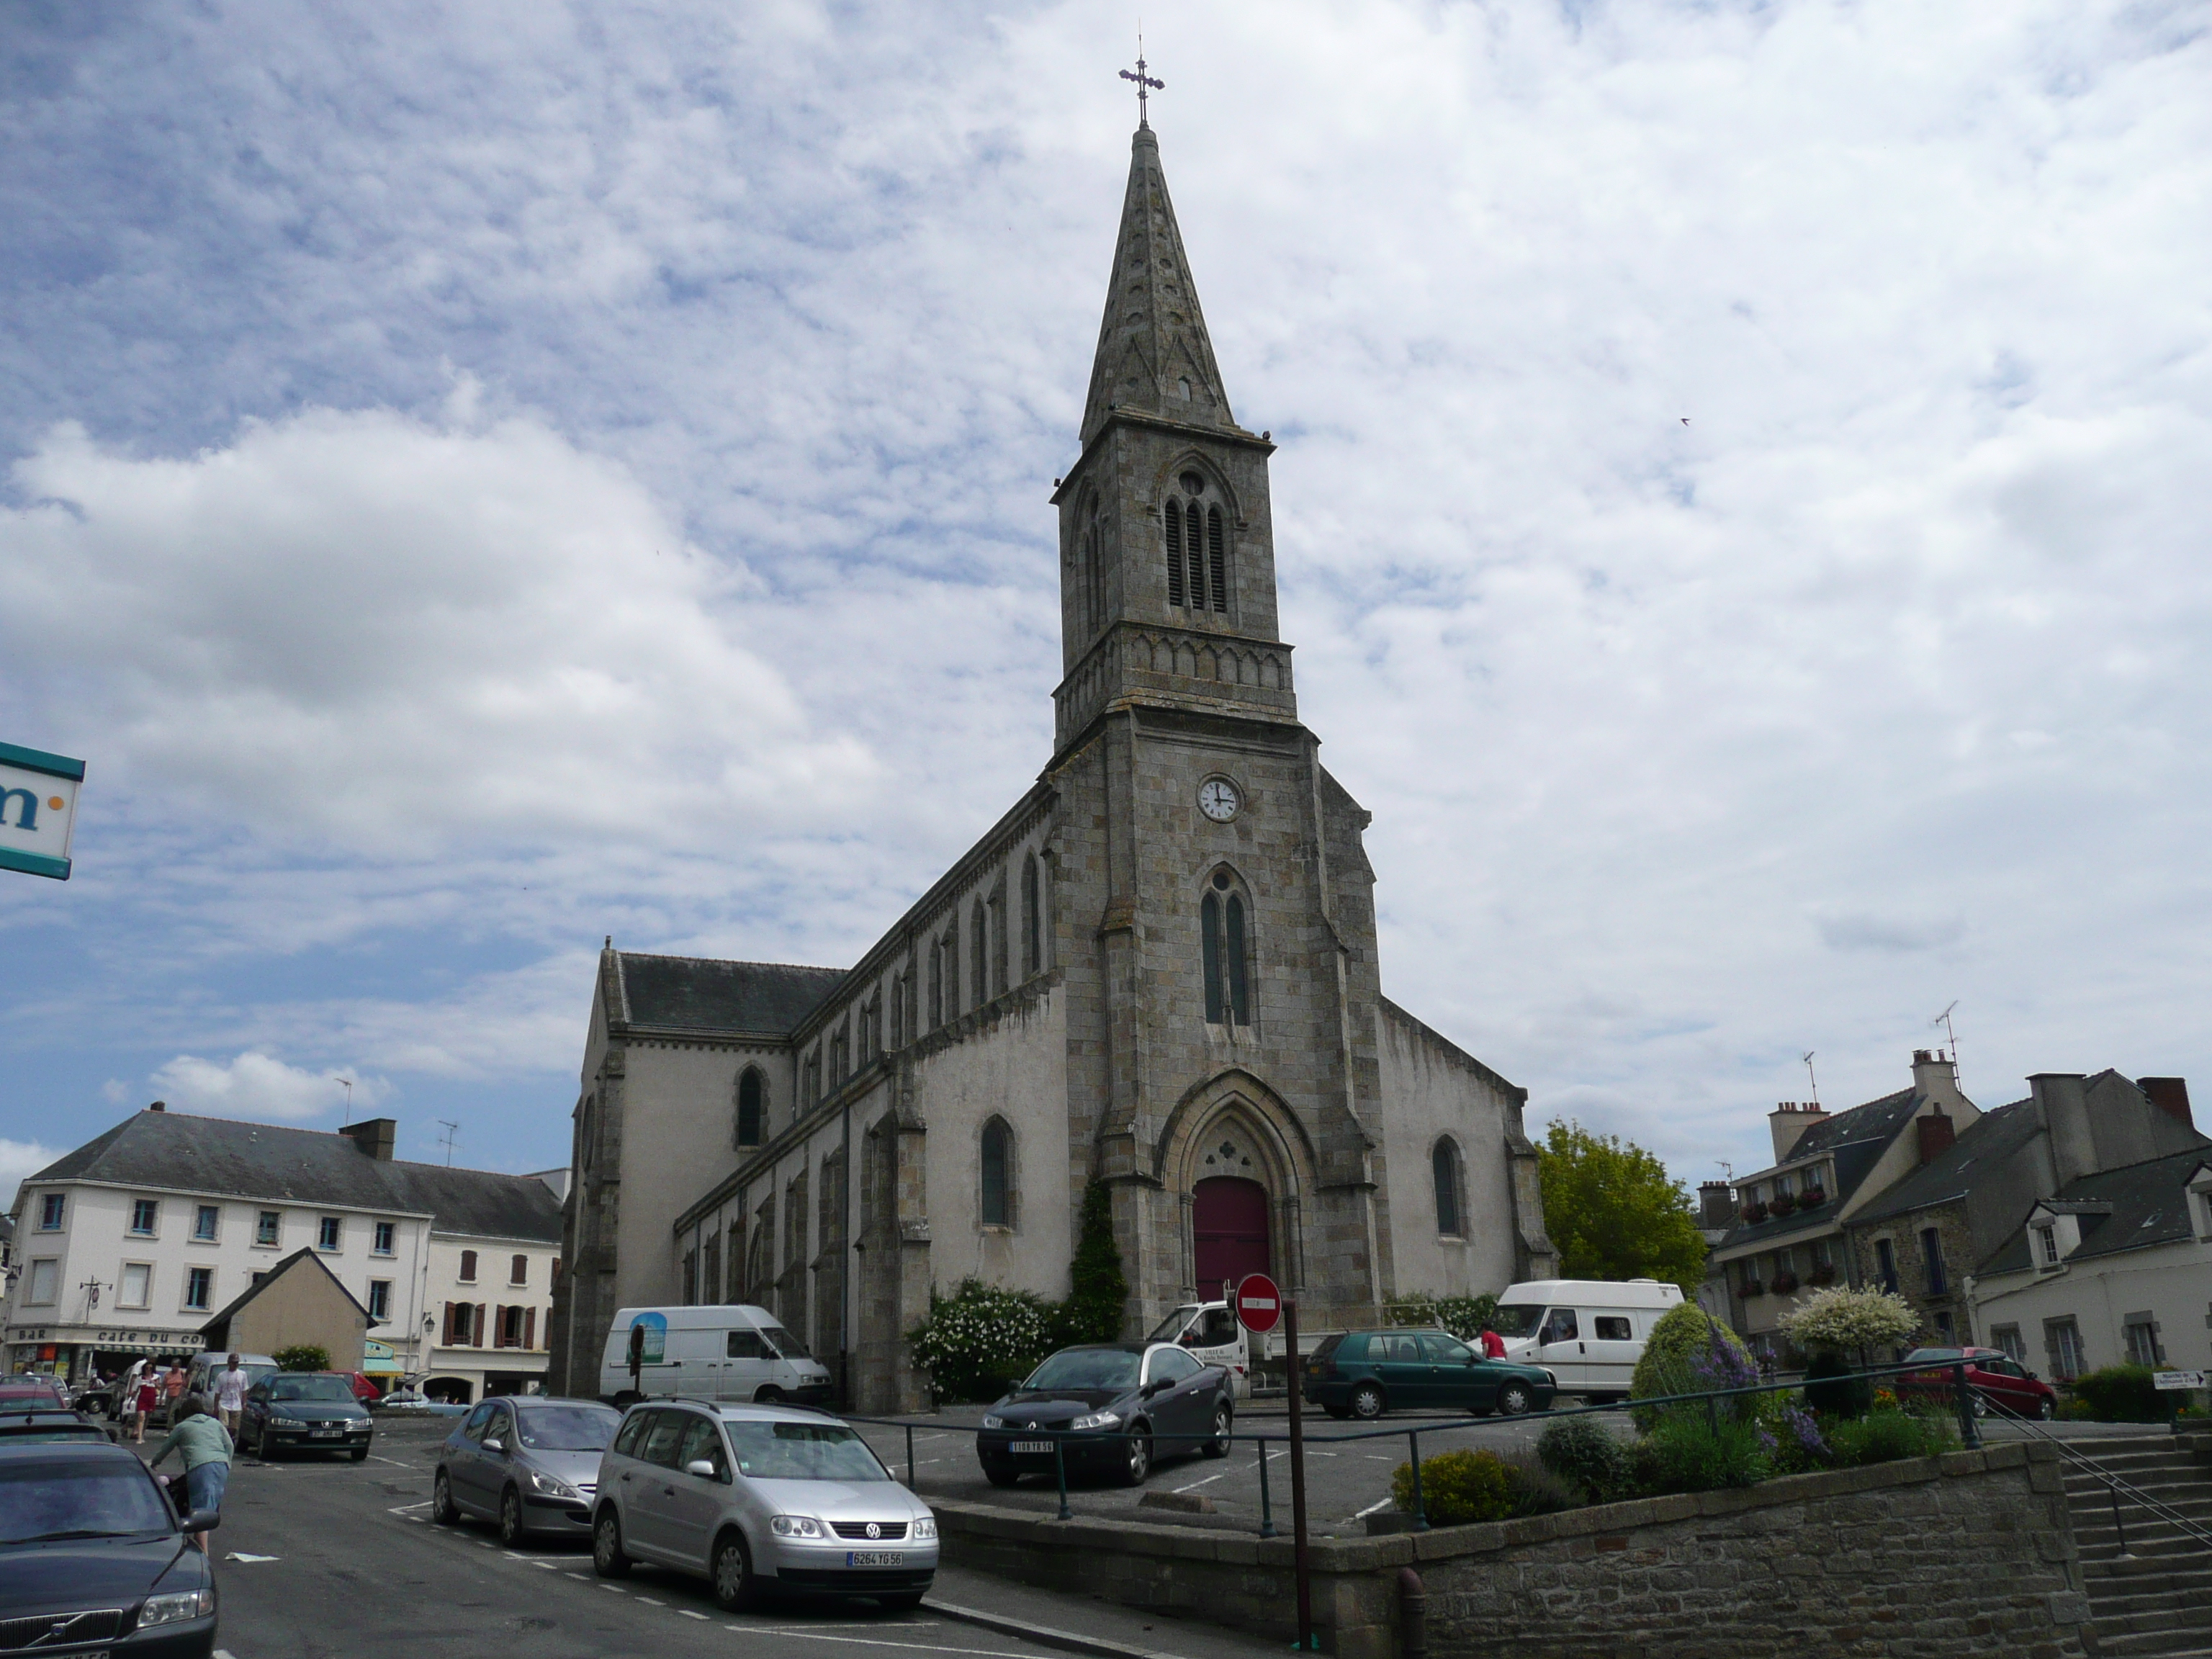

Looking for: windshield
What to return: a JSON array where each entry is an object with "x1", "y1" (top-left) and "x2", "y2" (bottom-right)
[
  {"x1": 1146, "y1": 1307, "x2": 1200, "y2": 1342},
  {"x1": 1488, "y1": 1304, "x2": 1546, "y2": 1340},
  {"x1": 270, "y1": 1375, "x2": 356, "y2": 1403},
  {"x1": 1022, "y1": 1349, "x2": 1141, "y2": 1392},
  {"x1": 759, "y1": 1326, "x2": 812, "y2": 1361},
  {"x1": 726, "y1": 1421, "x2": 886, "y2": 1483},
  {"x1": 1904, "y1": 1348, "x2": 1964, "y2": 1364},
  {"x1": 517, "y1": 1405, "x2": 621, "y2": 1452},
  {"x1": 0, "y1": 1458, "x2": 174, "y2": 1543}
]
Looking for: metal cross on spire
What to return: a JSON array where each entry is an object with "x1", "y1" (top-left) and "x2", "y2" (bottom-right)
[{"x1": 1119, "y1": 36, "x2": 1164, "y2": 127}]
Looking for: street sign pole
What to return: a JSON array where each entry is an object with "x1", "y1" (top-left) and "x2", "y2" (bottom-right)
[{"x1": 1285, "y1": 1296, "x2": 1314, "y2": 1652}]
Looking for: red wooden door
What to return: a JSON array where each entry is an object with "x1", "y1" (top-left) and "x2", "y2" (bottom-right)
[{"x1": 1193, "y1": 1177, "x2": 1271, "y2": 1294}]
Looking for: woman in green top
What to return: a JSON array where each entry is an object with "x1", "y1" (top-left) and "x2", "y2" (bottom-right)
[{"x1": 148, "y1": 1393, "x2": 233, "y2": 1548}]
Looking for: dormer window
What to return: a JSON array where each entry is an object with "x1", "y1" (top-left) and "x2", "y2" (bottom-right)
[{"x1": 2035, "y1": 1223, "x2": 2059, "y2": 1266}]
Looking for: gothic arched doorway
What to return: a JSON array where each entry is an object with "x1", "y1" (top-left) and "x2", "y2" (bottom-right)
[{"x1": 1192, "y1": 1176, "x2": 1270, "y2": 1294}]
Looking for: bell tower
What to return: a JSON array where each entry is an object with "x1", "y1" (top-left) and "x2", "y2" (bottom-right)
[{"x1": 1049, "y1": 122, "x2": 1296, "y2": 755}]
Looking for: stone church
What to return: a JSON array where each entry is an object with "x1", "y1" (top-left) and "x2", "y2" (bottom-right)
[{"x1": 547, "y1": 118, "x2": 1555, "y2": 1410}]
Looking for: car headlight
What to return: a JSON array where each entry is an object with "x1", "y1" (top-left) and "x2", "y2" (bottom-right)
[
  {"x1": 271, "y1": 1416, "x2": 307, "y2": 1429},
  {"x1": 527, "y1": 1468, "x2": 580, "y2": 1501},
  {"x1": 912, "y1": 1516, "x2": 938, "y2": 1540},
  {"x1": 138, "y1": 1588, "x2": 215, "y2": 1626},
  {"x1": 770, "y1": 1515, "x2": 824, "y2": 1538},
  {"x1": 1069, "y1": 1411, "x2": 1121, "y2": 1431},
  {"x1": 980, "y1": 1414, "x2": 1004, "y2": 1429}
]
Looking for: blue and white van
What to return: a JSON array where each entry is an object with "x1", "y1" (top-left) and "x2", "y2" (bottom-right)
[{"x1": 599, "y1": 1306, "x2": 834, "y2": 1407}]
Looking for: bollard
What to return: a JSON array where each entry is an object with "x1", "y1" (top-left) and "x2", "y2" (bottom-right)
[
  {"x1": 1407, "y1": 1429, "x2": 1428, "y2": 1532},
  {"x1": 905, "y1": 1423, "x2": 915, "y2": 1488},
  {"x1": 1257, "y1": 1435, "x2": 1277, "y2": 1538},
  {"x1": 1397, "y1": 1568, "x2": 1427, "y2": 1659}
]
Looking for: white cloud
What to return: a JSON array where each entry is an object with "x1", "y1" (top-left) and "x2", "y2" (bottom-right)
[
  {"x1": 0, "y1": 1140, "x2": 59, "y2": 1209},
  {"x1": 148, "y1": 1053, "x2": 385, "y2": 1124}
]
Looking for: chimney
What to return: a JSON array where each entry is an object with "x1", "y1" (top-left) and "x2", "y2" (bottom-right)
[
  {"x1": 1910, "y1": 1048, "x2": 1962, "y2": 1103},
  {"x1": 2139, "y1": 1076, "x2": 2193, "y2": 1130},
  {"x1": 340, "y1": 1118, "x2": 397, "y2": 1161},
  {"x1": 1769, "y1": 1100, "x2": 1827, "y2": 1164},
  {"x1": 147, "y1": 1100, "x2": 166, "y2": 1112},
  {"x1": 1916, "y1": 1107, "x2": 1956, "y2": 1164},
  {"x1": 1699, "y1": 1180, "x2": 1736, "y2": 1231},
  {"x1": 2031, "y1": 1073, "x2": 2094, "y2": 1187}
]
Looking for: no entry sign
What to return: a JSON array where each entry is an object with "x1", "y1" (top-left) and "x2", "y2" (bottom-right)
[{"x1": 1233, "y1": 1272, "x2": 1281, "y2": 1334}]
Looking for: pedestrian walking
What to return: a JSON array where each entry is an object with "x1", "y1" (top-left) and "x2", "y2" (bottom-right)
[
  {"x1": 214, "y1": 1353, "x2": 250, "y2": 1438},
  {"x1": 1478, "y1": 1323, "x2": 1507, "y2": 1360},
  {"x1": 129, "y1": 1370, "x2": 160, "y2": 1444},
  {"x1": 147, "y1": 1394, "x2": 233, "y2": 1551}
]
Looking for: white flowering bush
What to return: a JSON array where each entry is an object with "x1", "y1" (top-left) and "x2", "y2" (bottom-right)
[
  {"x1": 1385, "y1": 1292, "x2": 1498, "y2": 1342},
  {"x1": 1776, "y1": 1286, "x2": 1920, "y2": 1354},
  {"x1": 907, "y1": 1279, "x2": 1057, "y2": 1403}
]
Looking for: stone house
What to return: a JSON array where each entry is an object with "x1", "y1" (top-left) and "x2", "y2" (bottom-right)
[
  {"x1": 546, "y1": 118, "x2": 1555, "y2": 1411},
  {"x1": 1971, "y1": 1143, "x2": 2212, "y2": 1382},
  {"x1": 1841, "y1": 1071, "x2": 2204, "y2": 1350},
  {"x1": 197, "y1": 1246, "x2": 370, "y2": 1367},
  {"x1": 1705, "y1": 1051, "x2": 1978, "y2": 1359}
]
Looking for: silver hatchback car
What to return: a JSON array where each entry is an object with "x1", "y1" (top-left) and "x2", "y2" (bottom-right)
[{"x1": 593, "y1": 1401, "x2": 937, "y2": 1611}]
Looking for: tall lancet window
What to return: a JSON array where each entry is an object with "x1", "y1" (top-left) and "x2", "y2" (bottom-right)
[
  {"x1": 1199, "y1": 870, "x2": 1251, "y2": 1026},
  {"x1": 1087, "y1": 498, "x2": 1106, "y2": 637},
  {"x1": 1164, "y1": 472, "x2": 1228, "y2": 615}
]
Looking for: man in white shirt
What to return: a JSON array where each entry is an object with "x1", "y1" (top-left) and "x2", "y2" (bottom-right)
[{"x1": 215, "y1": 1354, "x2": 250, "y2": 1437}]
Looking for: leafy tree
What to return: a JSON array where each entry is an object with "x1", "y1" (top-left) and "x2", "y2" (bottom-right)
[
  {"x1": 272, "y1": 1344, "x2": 331, "y2": 1372},
  {"x1": 1054, "y1": 1178, "x2": 1128, "y2": 1344},
  {"x1": 1535, "y1": 1120, "x2": 1708, "y2": 1293}
]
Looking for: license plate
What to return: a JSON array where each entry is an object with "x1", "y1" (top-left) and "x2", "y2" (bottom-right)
[
  {"x1": 313, "y1": 1426, "x2": 341, "y2": 1436},
  {"x1": 1009, "y1": 1441, "x2": 1053, "y2": 1454},
  {"x1": 847, "y1": 1550, "x2": 904, "y2": 1567}
]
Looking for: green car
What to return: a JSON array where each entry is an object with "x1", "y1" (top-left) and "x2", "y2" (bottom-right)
[{"x1": 1303, "y1": 1328, "x2": 1557, "y2": 1419}]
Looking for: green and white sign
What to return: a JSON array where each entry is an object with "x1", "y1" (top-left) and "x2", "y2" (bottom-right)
[{"x1": 0, "y1": 741, "x2": 85, "y2": 882}]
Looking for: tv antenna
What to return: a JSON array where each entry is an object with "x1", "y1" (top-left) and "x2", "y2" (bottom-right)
[
  {"x1": 437, "y1": 1120, "x2": 460, "y2": 1166},
  {"x1": 1801, "y1": 1051, "x2": 1820, "y2": 1107},
  {"x1": 1930, "y1": 1001, "x2": 1960, "y2": 1085},
  {"x1": 1717, "y1": 1160, "x2": 1734, "y2": 1182},
  {"x1": 336, "y1": 1076, "x2": 354, "y2": 1125}
]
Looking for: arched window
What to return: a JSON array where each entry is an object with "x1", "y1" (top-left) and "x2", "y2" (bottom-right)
[
  {"x1": 1433, "y1": 1140, "x2": 1463, "y2": 1238},
  {"x1": 1088, "y1": 498, "x2": 1106, "y2": 636},
  {"x1": 929, "y1": 935, "x2": 944, "y2": 1028},
  {"x1": 1200, "y1": 871, "x2": 1251, "y2": 1026},
  {"x1": 1185, "y1": 501, "x2": 1205, "y2": 609},
  {"x1": 1164, "y1": 503, "x2": 1185, "y2": 608},
  {"x1": 1021, "y1": 853, "x2": 1040, "y2": 977},
  {"x1": 734, "y1": 1069, "x2": 766, "y2": 1149},
  {"x1": 971, "y1": 897, "x2": 987, "y2": 1006},
  {"x1": 1206, "y1": 507, "x2": 1227, "y2": 613},
  {"x1": 980, "y1": 1118, "x2": 1012, "y2": 1228}
]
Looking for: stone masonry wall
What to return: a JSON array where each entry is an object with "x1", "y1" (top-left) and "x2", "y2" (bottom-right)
[{"x1": 934, "y1": 1442, "x2": 2089, "y2": 1659}]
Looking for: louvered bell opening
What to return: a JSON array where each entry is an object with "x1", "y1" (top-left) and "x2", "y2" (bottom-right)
[
  {"x1": 1164, "y1": 503, "x2": 1185, "y2": 607},
  {"x1": 1207, "y1": 507, "x2": 1226, "y2": 613},
  {"x1": 1185, "y1": 503, "x2": 1205, "y2": 610}
]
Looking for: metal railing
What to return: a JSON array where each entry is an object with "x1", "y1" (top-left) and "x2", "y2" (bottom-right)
[
  {"x1": 1973, "y1": 1390, "x2": 2212, "y2": 1557},
  {"x1": 843, "y1": 1354, "x2": 2007, "y2": 1536}
]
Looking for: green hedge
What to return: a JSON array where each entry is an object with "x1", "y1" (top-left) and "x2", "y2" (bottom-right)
[{"x1": 2067, "y1": 1364, "x2": 2167, "y2": 1423}]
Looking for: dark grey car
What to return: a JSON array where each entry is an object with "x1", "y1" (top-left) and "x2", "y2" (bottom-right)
[
  {"x1": 974, "y1": 1343, "x2": 1233, "y2": 1487},
  {"x1": 434, "y1": 1397, "x2": 621, "y2": 1545}
]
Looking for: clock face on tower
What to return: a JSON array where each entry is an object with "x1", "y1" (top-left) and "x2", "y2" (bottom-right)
[{"x1": 1197, "y1": 777, "x2": 1241, "y2": 822}]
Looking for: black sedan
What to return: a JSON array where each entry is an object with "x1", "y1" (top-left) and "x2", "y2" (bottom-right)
[
  {"x1": 242, "y1": 1372, "x2": 375, "y2": 1460},
  {"x1": 976, "y1": 1342, "x2": 1234, "y2": 1488},
  {"x1": 0, "y1": 1439, "x2": 220, "y2": 1655}
]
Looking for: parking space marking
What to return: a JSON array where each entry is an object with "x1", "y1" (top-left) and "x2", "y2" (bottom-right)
[
  {"x1": 368, "y1": 1455, "x2": 418, "y2": 1468},
  {"x1": 1171, "y1": 1472, "x2": 1226, "y2": 1493},
  {"x1": 680, "y1": 1609, "x2": 710, "y2": 1619},
  {"x1": 636, "y1": 1596, "x2": 665, "y2": 1606},
  {"x1": 1351, "y1": 1495, "x2": 1394, "y2": 1520},
  {"x1": 750, "y1": 1631, "x2": 1038, "y2": 1657},
  {"x1": 532, "y1": 1560, "x2": 559, "y2": 1570},
  {"x1": 566, "y1": 1572, "x2": 592, "y2": 1581}
]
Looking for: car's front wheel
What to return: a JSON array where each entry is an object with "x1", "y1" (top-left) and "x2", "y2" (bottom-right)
[
  {"x1": 1349, "y1": 1383, "x2": 1386, "y2": 1421},
  {"x1": 592, "y1": 1509, "x2": 632, "y2": 1578},
  {"x1": 350, "y1": 1447, "x2": 369, "y2": 1462},
  {"x1": 1496, "y1": 1382, "x2": 1534, "y2": 1417},
  {"x1": 878, "y1": 1591, "x2": 927, "y2": 1611},
  {"x1": 431, "y1": 1470, "x2": 459, "y2": 1524},
  {"x1": 981, "y1": 1460, "x2": 1021, "y2": 1488},
  {"x1": 499, "y1": 1487, "x2": 526, "y2": 1545},
  {"x1": 2037, "y1": 1397, "x2": 2056, "y2": 1421},
  {"x1": 711, "y1": 1529, "x2": 760, "y2": 1611},
  {"x1": 1116, "y1": 1426, "x2": 1153, "y2": 1486},
  {"x1": 1202, "y1": 1404, "x2": 1232, "y2": 1459}
]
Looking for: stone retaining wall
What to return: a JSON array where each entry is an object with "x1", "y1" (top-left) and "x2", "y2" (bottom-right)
[{"x1": 933, "y1": 1442, "x2": 2090, "y2": 1658}]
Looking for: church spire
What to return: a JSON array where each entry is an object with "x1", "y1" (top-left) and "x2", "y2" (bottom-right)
[{"x1": 1080, "y1": 125, "x2": 1238, "y2": 445}]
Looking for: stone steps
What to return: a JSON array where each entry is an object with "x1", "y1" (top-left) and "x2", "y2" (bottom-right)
[{"x1": 2061, "y1": 1436, "x2": 2212, "y2": 1659}]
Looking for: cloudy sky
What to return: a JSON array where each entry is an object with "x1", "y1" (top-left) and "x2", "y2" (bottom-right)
[{"x1": 2, "y1": 0, "x2": 2208, "y2": 1210}]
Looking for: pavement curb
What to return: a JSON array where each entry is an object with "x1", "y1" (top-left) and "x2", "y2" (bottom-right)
[{"x1": 925, "y1": 1598, "x2": 1179, "y2": 1659}]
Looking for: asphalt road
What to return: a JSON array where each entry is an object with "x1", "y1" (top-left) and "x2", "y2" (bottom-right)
[{"x1": 174, "y1": 1415, "x2": 1145, "y2": 1659}]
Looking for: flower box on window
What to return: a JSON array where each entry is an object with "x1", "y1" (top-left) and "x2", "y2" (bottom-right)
[
  {"x1": 1742, "y1": 1202, "x2": 1769, "y2": 1225},
  {"x1": 1769, "y1": 1269, "x2": 1800, "y2": 1295},
  {"x1": 1808, "y1": 1262, "x2": 1838, "y2": 1287},
  {"x1": 1739, "y1": 1278, "x2": 1765, "y2": 1298},
  {"x1": 1768, "y1": 1192, "x2": 1799, "y2": 1217},
  {"x1": 1798, "y1": 1186, "x2": 1827, "y2": 1209}
]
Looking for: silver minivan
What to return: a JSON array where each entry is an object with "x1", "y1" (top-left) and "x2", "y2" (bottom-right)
[{"x1": 592, "y1": 1401, "x2": 937, "y2": 1611}]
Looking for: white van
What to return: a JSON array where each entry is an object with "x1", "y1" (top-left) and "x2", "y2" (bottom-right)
[
  {"x1": 1146, "y1": 1301, "x2": 1254, "y2": 1398},
  {"x1": 1488, "y1": 1280, "x2": 1684, "y2": 1400},
  {"x1": 598, "y1": 1305, "x2": 834, "y2": 1407}
]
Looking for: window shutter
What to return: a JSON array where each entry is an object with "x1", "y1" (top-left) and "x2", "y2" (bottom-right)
[
  {"x1": 525, "y1": 1308, "x2": 537, "y2": 1350},
  {"x1": 493, "y1": 1305, "x2": 508, "y2": 1348},
  {"x1": 475, "y1": 1303, "x2": 487, "y2": 1346},
  {"x1": 443, "y1": 1301, "x2": 457, "y2": 1345}
]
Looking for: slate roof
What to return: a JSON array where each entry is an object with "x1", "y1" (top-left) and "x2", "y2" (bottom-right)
[
  {"x1": 613, "y1": 952, "x2": 845, "y2": 1037},
  {"x1": 27, "y1": 1112, "x2": 563, "y2": 1244},
  {"x1": 201, "y1": 1246, "x2": 370, "y2": 1331},
  {"x1": 1979, "y1": 1145, "x2": 2212, "y2": 1276},
  {"x1": 1848, "y1": 1097, "x2": 2042, "y2": 1224},
  {"x1": 1712, "y1": 1087, "x2": 1928, "y2": 1254}
]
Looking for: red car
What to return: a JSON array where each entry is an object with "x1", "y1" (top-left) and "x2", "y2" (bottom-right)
[
  {"x1": 341, "y1": 1372, "x2": 384, "y2": 1404},
  {"x1": 1899, "y1": 1346, "x2": 2057, "y2": 1420}
]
